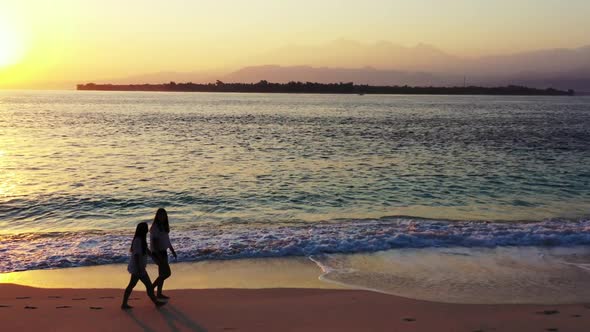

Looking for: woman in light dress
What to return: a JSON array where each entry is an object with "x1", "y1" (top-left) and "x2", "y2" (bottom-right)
[
  {"x1": 150, "y1": 208, "x2": 177, "y2": 299},
  {"x1": 121, "y1": 222, "x2": 166, "y2": 309}
]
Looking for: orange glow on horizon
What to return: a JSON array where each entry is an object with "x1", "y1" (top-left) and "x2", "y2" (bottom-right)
[{"x1": 0, "y1": 0, "x2": 589, "y2": 89}]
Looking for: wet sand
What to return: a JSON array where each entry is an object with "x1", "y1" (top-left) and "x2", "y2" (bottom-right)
[
  {"x1": 0, "y1": 258, "x2": 343, "y2": 289},
  {"x1": 1, "y1": 283, "x2": 589, "y2": 332}
]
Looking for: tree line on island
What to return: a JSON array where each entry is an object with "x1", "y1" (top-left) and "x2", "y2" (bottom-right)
[{"x1": 77, "y1": 80, "x2": 575, "y2": 96}]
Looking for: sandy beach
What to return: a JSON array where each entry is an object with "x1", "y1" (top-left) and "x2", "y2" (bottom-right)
[
  {"x1": 2, "y1": 254, "x2": 590, "y2": 331},
  {"x1": 1, "y1": 283, "x2": 589, "y2": 332}
]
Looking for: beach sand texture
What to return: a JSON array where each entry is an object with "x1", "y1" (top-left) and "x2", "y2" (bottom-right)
[{"x1": 1, "y1": 284, "x2": 589, "y2": 332}]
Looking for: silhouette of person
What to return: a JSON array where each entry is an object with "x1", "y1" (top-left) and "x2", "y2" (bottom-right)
[
  {"x1": 121, "y1": 222, "x2": 166, "y2": 309},
  {"x1": 150, "y1": 208, "x2": 177, "y2": 299}
]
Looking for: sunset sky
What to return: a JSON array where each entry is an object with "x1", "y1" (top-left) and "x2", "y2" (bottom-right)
[{"x1": 1, "y1": 0, "x2": 589, "y2": 88}]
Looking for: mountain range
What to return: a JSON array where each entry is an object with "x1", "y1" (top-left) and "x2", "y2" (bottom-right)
[{"x1": 91, "y1": 41, "x2": 590, "y2": 92}]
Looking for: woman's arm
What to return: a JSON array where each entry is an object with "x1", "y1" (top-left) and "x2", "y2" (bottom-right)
[
  {"x1": 165, "y1": 232, "x2": 176, "y2": 258},
  {"x1": 169, "y1": 245, "x2": 177, "y2": 259}
]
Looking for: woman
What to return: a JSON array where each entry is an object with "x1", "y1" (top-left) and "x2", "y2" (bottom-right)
[
  {"x1": 122, "y1": 222, "x2": 165, "y2": 309},
  {"x1": 150, "y1": 208, "x2": 177, "y2": 299}
]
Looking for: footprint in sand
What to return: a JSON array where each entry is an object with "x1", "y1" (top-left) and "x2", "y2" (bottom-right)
[
  {"x1": 56, "y1": 306, "x2": 71, "y2": 309},
  {"x1": 537, "y1": 310, "x2": 559, "y2": 315},
  {"x1": 16, "y1": 296, "x2": 31, "y2": 300},
  {"x1": 402, "y1": 318, "x2": 416, "y2": 322},
  {"x1": 24, "y1": 306, "x2": 37, "y2": 309},
  {"x1": 89, "y1": 306, "x2": 103, "y2": 310}
]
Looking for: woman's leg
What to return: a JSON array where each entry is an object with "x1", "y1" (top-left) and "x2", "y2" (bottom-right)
[
  {"x1": 153, "y1": 251, "x2": 171, "y2": 296},
  {"x1": 152, "y1": 251, "x2": 163, "y2": 291},
  {"x1": 138, "y1": 273, "x2": 161, "y2": 305},
  {"x1": 122, "y1": 274, "x2": 139, "y2": 308}
]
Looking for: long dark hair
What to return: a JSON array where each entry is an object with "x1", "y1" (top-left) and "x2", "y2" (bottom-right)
[
  {"x1": 151, "y1": 208, "x2": 170, "y2": 233},
  {"x1": 131, "y1": 222, "x2": 148, "y2": 255}
]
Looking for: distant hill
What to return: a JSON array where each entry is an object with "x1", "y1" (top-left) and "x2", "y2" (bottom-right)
[
  {"x1": 121, "y1": 43, "x2": 590, "y2": 92},
  {"x1": 226, "y1": 42, "x2": 590, "y2": 92},
  {"x1": 220, "y1": 65, "x2": 589, "y2": 93},
  {"x1": 253, "y1": 40, "x2": 460, "y2": 72},
  {"x1": 223, "y1": 65, "x2": 455, "y2": 86},
  {"x1": 463, "y1": 45, "x2": 590, "y2": 76},
  {"x1": 33, "y1": 41, "x2": 590, "y2": 92},
  {"x1": 252, "y1": 40, "x2": 590, "y2": 76}
]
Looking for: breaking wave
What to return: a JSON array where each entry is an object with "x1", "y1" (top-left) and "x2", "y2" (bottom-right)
[{"x1": 2, "y1": 216, "x2": 590, "y2": 272}]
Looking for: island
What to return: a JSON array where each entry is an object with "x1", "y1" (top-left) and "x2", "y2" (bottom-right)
[{"x1": 77, "y1": 81, "x2": 575, "y2": 96}]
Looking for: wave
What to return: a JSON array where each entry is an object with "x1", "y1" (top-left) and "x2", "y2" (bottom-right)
[
  {"x1": 309, "y1": 246, "x2": 590, "y2": 304},
  {"x1": 1, "y1": 216, "x2": 590, "y2": 272}
]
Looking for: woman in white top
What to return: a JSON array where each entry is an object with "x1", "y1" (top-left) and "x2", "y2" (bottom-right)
[
  {"x1": 150, "y1": 208, "x2": 177, "y2": 299},
  {"x1": 121, "y1": 222, "x2": 165, "y2": 309}
]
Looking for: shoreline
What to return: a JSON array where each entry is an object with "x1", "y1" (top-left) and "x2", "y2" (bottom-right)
[
  {"x1": 0, "y1": 257, "x2": 343, "y2": 290},
  {"x1": 4, "y1": 246, "x2": 590, "y2": 305},
  {"x1": 1, "y1": 284, "x2": 589, "y2": 331}
]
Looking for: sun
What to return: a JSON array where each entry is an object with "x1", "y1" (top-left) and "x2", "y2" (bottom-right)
[{"x1": 0, "y1": 20, "x2": 24, "y2": 68}]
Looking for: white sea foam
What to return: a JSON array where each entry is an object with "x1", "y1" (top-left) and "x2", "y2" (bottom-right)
[{"x1": 2, "y1": 217, "x2": 590, "y2": 273}]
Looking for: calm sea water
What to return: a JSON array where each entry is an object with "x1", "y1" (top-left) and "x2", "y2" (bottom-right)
[{"x1": 1, "y1": 91, "x2": 589, "y2": 274}]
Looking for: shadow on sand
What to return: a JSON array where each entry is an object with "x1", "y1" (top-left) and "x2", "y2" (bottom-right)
[
  {"x1": 125, "y1": 305, "x2": 207, "y2": 332},
  {"x1": 160, "y1": 305, "x2": 207, "y2": 332},
  {"x1": 125, "y1": 310, "x2": 158, "y2": 332}
]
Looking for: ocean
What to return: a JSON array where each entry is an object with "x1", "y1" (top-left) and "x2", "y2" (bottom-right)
[{"x1": 1, "y1": 90, "x2": 589, "y2": 302}]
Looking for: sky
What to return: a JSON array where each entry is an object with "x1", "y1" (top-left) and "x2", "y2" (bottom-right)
[{"x1": 0, "y1": 0, "x2": 589, "y2": 88}]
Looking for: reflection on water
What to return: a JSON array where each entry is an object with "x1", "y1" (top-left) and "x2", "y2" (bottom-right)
[
  {"x1": 312, "y1": 246, "x2": 590, "y2": 304},
  {"x1": 1, "y1": 91, "x2": 590, "y2": 277},
  {"x1": 0, "y1": 91, "x2": 589, "y2": 234}
]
